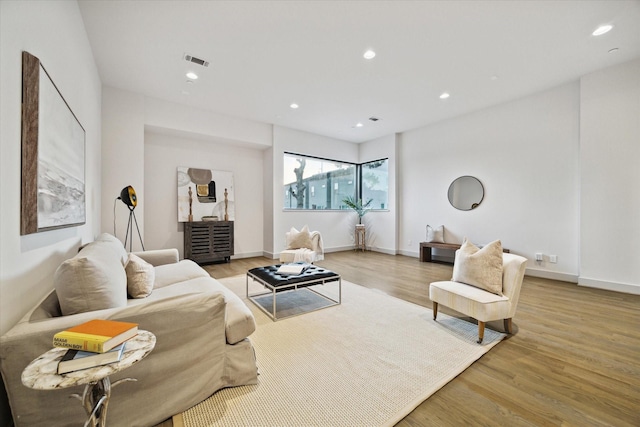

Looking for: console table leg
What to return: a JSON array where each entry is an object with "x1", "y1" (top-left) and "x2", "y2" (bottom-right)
[{"x1": 419, "y1": 245, "x2": 433, "y2": 262}]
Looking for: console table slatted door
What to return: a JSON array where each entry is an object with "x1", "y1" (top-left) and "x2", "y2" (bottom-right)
[{"x1": 184, "y1": 221, "x2": 234, "y2": 264}]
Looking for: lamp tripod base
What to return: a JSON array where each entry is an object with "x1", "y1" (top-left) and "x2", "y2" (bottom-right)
[{"x1": 124, "y1": 208, "x2": 145, "y2": 252}]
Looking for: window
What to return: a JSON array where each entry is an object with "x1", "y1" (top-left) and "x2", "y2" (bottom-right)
[
  {"x1": 283, "y1": 153, "x2": 388, "y2": 211},
  {"x1": 361, "y1": 159, "x2": 388, "y2": 210},
  {"x1": 283, "y1": 153, "x2": 356, "y2": 210}
]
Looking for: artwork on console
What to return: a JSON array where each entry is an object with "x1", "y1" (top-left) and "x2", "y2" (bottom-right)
[
  {"x1": 177, "y1": 167, "x2": 235, "y2": 222},
  {"x1": 21, "y1": 52, "x2": 86, "y2": 235}
]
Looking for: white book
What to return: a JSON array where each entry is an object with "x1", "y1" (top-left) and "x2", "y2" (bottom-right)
[{"x1": 277, "y1": 263, "x2": 310, "y2": 276}]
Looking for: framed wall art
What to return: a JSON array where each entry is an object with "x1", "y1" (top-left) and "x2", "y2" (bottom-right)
[
  {"x1": 21, "y1": 51, "x2": 86, "y2": 235},
  {"x1": 177, "y1": 167, "x2": 235, "y2": 222}
]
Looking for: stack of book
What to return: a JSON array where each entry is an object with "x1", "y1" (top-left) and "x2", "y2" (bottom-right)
[
  {"x1": 53, "y1": 319, "x2": 138, "y2": 374},
  {"x1": 276, "y1": 263, "x2": 311, "y2": 276}
]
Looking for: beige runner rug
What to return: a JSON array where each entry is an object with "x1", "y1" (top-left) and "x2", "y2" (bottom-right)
[{"x1": 174, "y1": 275, "x2": 504, "y2": 427}]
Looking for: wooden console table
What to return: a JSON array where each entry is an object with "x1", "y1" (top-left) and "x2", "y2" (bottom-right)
[
  {"x1": 184, "y1": 221, "x2": 234, "y2": 264},
  {"x1": 420, "y1": 242, "x2": 509, "y2": 263}
]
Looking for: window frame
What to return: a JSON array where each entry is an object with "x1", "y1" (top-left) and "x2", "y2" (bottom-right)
[{"x1": 283, "y1": 152, "x2": 388, "y2": 212}]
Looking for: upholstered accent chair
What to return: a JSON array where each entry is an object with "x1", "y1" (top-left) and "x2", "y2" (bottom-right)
[
  {"x1": 430, "y1": 252, "x2": 527, "y2": 343},
  {"x1": 279, "y1": 226, "x2": 324, "y2": 264}
]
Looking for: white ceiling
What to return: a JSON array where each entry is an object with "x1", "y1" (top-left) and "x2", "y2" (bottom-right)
[{"x1": 78, "y1": 0, "x2": 640, "y2": 143}]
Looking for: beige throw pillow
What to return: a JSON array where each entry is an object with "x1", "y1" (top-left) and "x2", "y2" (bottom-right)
[
  {"x1": 426, "y1": 225, "x2": 445, "y2": 243},
  {"x1": 54, "y1": 252, "x2": 128, "y2": 316},
  {"x1": 125, "y1": 253, "x2": 155, "y2": 298},
  {"x1": 452, "y1": 239, "x2": 504, "y2": 295},
  {"x1": 287, "y1": 225, "x2": 314, "y2": 250}
]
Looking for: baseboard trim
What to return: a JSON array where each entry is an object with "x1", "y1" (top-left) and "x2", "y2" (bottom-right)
[
  {"x1": 232, "y1": 251, "x2": 266, "y2": 260},
  {"x1": 524, "y1": 268, "x2": 578, "y2": 283},
  {"x1": 398, "y1": 249, "x2": 419, "y2": 258},
  {"x1": 367, "y1": 247, "x2": 397, "y2": 255},
  {"x1": 325, "y1": 246, "x2": 354, "y2": 253},
  {"x1": 578, "y1": 277, "x2": 640, "y2": 295}
]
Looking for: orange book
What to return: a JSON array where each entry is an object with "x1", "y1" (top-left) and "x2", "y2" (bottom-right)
[{"x1": 53, "y1": 319, "x2": 138, "y2": 353}]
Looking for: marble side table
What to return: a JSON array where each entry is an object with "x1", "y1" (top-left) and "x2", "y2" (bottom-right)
[{"x1": 22, "y1": 330, "x2": 155, "y2": 427}]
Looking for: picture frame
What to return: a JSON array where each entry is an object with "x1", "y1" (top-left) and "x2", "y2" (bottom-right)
[
  {"x1": 177, "y1": 167, "x2": 235, "y2": 222},
  {"x1": 21, "y1": 51, "x2": 86, "y2": 235}
]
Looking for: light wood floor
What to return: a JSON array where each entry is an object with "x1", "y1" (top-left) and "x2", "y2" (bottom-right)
[{"x1": 157, "y1": 251, "x2": 640, "y2": 427}]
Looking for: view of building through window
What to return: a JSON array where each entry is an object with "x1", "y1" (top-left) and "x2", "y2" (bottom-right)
[
  {"x1": 283, "y1": 153, "x2": 388, "y2": 210},
  {"x1": 361, "y1": 159, "x2": 389, "y2": 210}
]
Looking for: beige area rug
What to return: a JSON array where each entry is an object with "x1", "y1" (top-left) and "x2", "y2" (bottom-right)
[{"x1": 174, "y1": 275, "x2": 505, "y2": 427}]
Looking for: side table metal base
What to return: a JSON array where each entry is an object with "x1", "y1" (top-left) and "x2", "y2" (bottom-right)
[{"x1": 71, "y1": 377, "x2": 136, "y2": 427}]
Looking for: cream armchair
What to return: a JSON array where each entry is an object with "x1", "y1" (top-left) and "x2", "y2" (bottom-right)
[
  {"x1": 279, "y1": 226, "x2": 324, "y2": 264},
  {"x1": 429, "y1": 252, "x2": 527, "y2": 343}
]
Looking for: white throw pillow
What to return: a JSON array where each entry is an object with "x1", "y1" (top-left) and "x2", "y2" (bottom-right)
[
  {"x1": 125, "y1": 253, "x2": 155, "y2": 298},
  {"x1": 452, "y1": 239, "x2": 504, "y2": 295},
  {"x1": 287, "y1": 225, "x2": 314, "y2": 250},
  {"x1": 426, "y1": 225, "x2": 445, "y2": 243}
]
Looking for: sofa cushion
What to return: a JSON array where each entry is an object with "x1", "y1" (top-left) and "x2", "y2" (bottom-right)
[
  {"x1": 280, "y1": 248, "x2": 317, "y2": 264},
  {"x1": 287, "y1": 225, "x2": 313, "y2": 249},
  {"x1": 429, "y1": 280, "x2": 511, "y2": 322},
  {"x1": 133, "y1": 276, "x2": 256, "y2": 344},
  {"x1": 125, "y1": 253, "x2": 155, "y2": 298},
  {"x1": 452, "y1": 239, "x2": 504, "y2": 295},
  {"x1": 54, "y1": 241, "x2": 127, "y2": 315},
  {"x1": 153, "y1": 260, "x2": 210, "y2": 289}
]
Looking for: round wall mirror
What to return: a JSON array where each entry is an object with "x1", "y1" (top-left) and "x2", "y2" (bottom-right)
[{"x1": 448, "y1": 176, "x2": 484, "y2": 211}]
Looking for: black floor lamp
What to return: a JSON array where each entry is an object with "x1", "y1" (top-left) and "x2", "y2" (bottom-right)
[{"x1": 117, "y1": 185, "x2": 145, "y2": 252}]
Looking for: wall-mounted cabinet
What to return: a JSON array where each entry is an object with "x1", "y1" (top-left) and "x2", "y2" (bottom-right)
[{"x1": 184, "y1": 221, "x2": 234, "y2": 264}]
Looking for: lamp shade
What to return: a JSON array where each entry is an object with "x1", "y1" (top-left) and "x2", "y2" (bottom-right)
[{"x1": 120, "y1": 185, "x2": 137, "y2": 209}]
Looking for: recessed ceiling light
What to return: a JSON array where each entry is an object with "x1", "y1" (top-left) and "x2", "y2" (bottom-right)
[
  {"x1": 186, "y1": 72, "x2": 198, "y2": 80},
  {"x1": 439, "y1": 92, "x2": 450, "y2": 99},
  {"x1": 592, "y1": 24, "x2": 613, "y2": 36},
  {"x1": 608, "y1": 47, "x2": 619, "y2": 54},
  {"x1": 355, "y1": 122, "x2": 364, "y2": 127},
  {"x1": 363, "y1": 50, "x2": 376, "y2": 59},
  {"x1": 290, "y1": 103, "x2": 299, "y2": 109}
]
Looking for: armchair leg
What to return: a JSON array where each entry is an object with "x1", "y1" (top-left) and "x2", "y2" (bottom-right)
[
  {"x1": 504, "y1": 318, "x2": 513, "y2": 334},
  {"x1": 433, "y1": 302, "x2": 438, "y2": 320},
  {"x1": 477, "y1": 321, "x2": 485, "y2": 344}
]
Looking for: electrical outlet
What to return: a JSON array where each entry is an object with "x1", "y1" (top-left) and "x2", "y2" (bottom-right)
[
  {"x1": 550, "y1": 255, "x2": 557, "y2": 263},
  {"x1": 408, "y1": 239, "x2": 412, "y2": 246},
  {"x1": 535, "y1": 253, "x2": 543, "y2": 262}
]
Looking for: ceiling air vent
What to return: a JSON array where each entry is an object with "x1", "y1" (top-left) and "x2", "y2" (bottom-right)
[{"x1": 184, "y1": 54, "x2": 210, "y2": 67}]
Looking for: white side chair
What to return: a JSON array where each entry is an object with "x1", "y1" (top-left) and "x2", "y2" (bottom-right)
[
  {"x1": 279, "y1": 230, "x2": 324, "y2": 264},
  {"x1": 429, "y1": 252, "x2": 527, "y2": 343}
]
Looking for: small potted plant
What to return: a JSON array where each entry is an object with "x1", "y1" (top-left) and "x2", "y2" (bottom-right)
[{"x1": 342, "y1": 196, "x2": 373, "y2": 225}]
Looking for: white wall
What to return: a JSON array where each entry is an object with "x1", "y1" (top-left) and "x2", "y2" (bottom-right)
[
  {"x1": 358, "y1": 134, "x2": 398, "y2": 254},
  {"x1": 0, "y1": 1, "x2": 102, "y2": 423},
  {"x1": 101, "y1": 87, "x2": 272, "y2": 252},
  {"x1": 579, "y1": 59, "x2": 640, "y2": 294},
  {"x1": 101, "y1": 87, "x2": 145, "y2": 249},
  {"x1": 263, "y1": 147, "x2": 275, "y2": 257},
  {"x1": 271, "y1": 126, "x2": 360, "y2": 255},
  {"x1": 144, "y1": 131, "x2": 265, "y2": 258},
  {"x1": 0, "y1": 0, "x2": 102, "y2": 335},
  {"x1": 398, "y1": 83, "x2": 581, "y2": 281}
]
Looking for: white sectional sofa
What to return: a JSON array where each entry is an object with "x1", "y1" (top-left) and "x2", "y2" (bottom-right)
[{"x1": 0, "y1": 233, "x2": 257, "y2": 427}]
